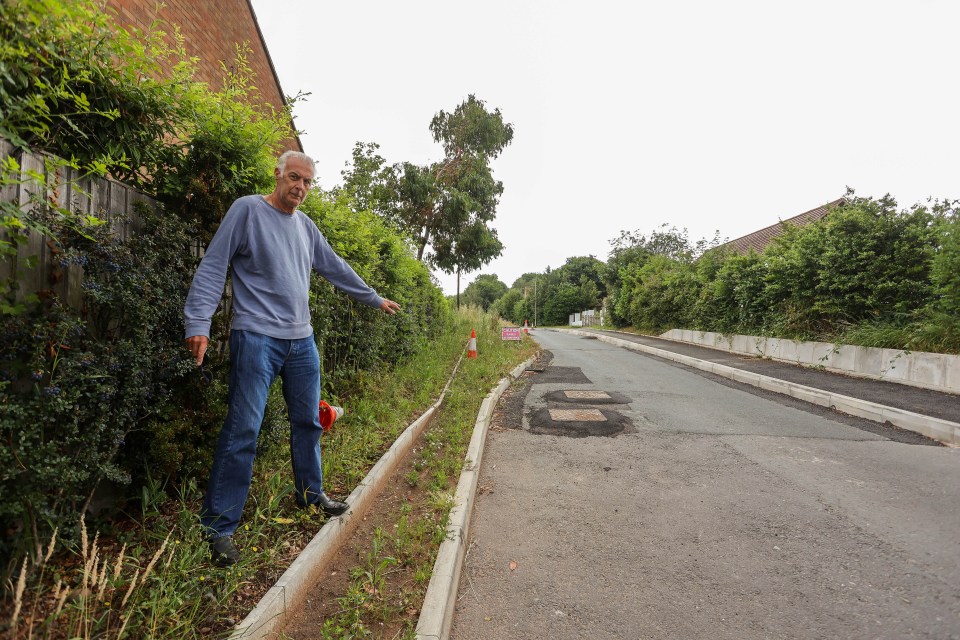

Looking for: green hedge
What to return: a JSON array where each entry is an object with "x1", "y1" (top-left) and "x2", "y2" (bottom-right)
[
  {"x1": 605, "y1": 195, "x2": 959, "y2": 352},
  {"x1": 0, "y1": 206, "x2": 197, "y2": 547},
  {"x1": 0, "y1": 190, "x2": 448, "y2": 562},
  {"x1": 303, "y1": 192, "x2": 449, "y2": 390}
]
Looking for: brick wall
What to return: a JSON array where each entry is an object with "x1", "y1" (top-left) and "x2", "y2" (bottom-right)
[{"x1": 104, "y1": 0, "x2": 301, "y2": 151}]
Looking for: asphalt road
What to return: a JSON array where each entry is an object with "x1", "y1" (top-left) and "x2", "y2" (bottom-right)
[{"x1": 451, "y1": 329, "x2": 960, "y2": 640}]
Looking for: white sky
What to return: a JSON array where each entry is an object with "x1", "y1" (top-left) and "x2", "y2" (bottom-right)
[{"x1": 250, "y1": 0, "x2": 959, "y2": 296}]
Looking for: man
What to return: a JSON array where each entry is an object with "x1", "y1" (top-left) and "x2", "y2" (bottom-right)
[{"x1": 184, "y1": 150, "x2": 401, "y2": 566}]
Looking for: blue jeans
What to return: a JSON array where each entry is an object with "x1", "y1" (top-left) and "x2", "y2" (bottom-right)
[{"x1": 200, "y1": 330, "x2": 326, "y2": 539}]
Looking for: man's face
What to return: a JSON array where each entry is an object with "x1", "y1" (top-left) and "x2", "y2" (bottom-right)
[{"x1": 273, "y1": 157, "x2": 315, "y2": 213}]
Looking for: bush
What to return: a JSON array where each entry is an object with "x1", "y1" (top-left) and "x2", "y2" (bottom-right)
[
  {"x1": 0, "y1": 0, "x2": 300, "y2": 559},
  {"x1": 931, "y1": 208, "x2": 960, "y2": 317},
  {"x1": 600, "y1": 194, "x2": 958, "y2": 352},
  {"x1": 0, "y1": 205, "x2": 202, "y2": 555},
  {"x1": 303, "y1": 192, "x2": 450, "y2": 390},
  {"x1": 697, "y1": 249, "x2": 767, "y2": 333},
  {"x1": 761, "y1": 196, "x2": 937, "y2": 336},
  {"x1": 0, "y1": 0, "x2": 295, "y2": 247},
  {"x1": 0, "y1": 0, "x2": 177, "y2": 185}
]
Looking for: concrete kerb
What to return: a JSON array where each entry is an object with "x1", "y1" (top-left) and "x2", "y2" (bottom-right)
[
  {"x1": 232, "y1": 352, "x2": 469, "y2": 640},
  {"x1": 231, "y1": 406, "x2": 439, "y2": 639},
  {"x1": 563, "y1": 329, "x2": 960, "y2": 447},
  {"x1": 416, "y1": 354, "x2": 539, "y2": 640}
]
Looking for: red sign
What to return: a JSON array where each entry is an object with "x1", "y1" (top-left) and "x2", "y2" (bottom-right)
[{"x1": 501, "y1": 327, "x2": 522, "y2": 341}]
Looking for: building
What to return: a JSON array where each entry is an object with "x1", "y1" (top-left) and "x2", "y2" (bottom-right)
[
  {"x1": 723, "y1": 198, "x2": 845, "y2": 254},
  {"x1": 104, "y1": 0, "x2": 301, "y2": 151}
]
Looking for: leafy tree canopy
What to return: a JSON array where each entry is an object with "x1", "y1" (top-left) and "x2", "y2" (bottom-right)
[
  {"x1": 337, "y1": 141, "x2": 398, "y2": 222},
  {"x1": 553, "y1": 255, "x2": 608, "y2": 305},
  {"x1": 462, "y1": 274, "x2": 508, "y2": 311},
  {"x1": 394, "y1": 95, "x2": 514, "y2": 286}
]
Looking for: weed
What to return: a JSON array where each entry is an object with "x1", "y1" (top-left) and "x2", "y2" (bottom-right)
[{"x1": 404, "y1": 469, "x2": 419, "y2": 488}]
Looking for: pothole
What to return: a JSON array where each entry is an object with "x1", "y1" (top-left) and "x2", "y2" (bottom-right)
[
  {"x1": 548, "y1": 408, "x2": 607, "y2": 421},
  {"x1": 543, "y1": 389, "x2": 633, "y2": 405},
  {"x1": 528, "y1": 408, "x2": 633, "y2": 438},
  {"x1": 525, "y1": 366, "x2": 592, "y2": 385},
  {"x1": 564, "y1": 390, "x2": 609, "y2": 400}
]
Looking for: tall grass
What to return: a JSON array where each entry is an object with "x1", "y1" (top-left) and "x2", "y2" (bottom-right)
[
  {"x1": 7, "y1": 519, "x2": 180, "y2": 639},
  {"x1": 837, "y1": 315, "x2": 960, "y2": 354}
]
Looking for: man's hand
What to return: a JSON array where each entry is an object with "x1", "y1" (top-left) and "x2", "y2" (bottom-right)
[
  {"x1": 185, "y1": 335, "x2": 209, "y2": 366},
  {"x1": 380, "y1": 298, "x2": 401, "y2": 315}
]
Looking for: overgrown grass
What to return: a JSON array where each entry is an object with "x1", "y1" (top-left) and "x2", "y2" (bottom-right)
[
  {"x1": 835, "y1": 315, "x2": 960, "y2": 354},
  {"x1": 305, "y1": 306, "x2": 537, "y2": 638},
  {"x1": 2, "y1": 308, "x2": 535, "y2": 639}
]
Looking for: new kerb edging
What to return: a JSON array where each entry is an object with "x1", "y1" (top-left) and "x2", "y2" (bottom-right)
[{"x1": 416, "y1": 355, "x2": 537, "y2": 640}]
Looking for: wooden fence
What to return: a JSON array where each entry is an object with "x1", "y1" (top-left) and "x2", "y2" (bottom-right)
[{"x1": 0, "y1": 138, "x2": 165, "y2": 307}]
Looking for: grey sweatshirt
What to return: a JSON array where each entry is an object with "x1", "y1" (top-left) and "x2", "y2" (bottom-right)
[{"x1": 184, "y1": 195, "x2": 384, "y2": 340}]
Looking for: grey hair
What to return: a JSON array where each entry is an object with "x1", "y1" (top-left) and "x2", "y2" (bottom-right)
[{"x1": 276, "y1": 150, "x2": 316, "y2": 173}]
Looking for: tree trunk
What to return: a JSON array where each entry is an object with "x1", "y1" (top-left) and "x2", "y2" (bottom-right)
[
  {"x1": 456, "y1": 270, "x2": 461, "y2": 309},
  {"x1": 416, "y1": 229, "x2": 428, "y2": 261},
  {"x1": 416, "y1": 208, "x2": 434, "y2": 261}
]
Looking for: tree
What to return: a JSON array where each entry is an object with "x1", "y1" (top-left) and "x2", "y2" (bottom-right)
[
  {"x1": 511, "y1": 298, "x2": 531, "y2": 325},
  {"x1": 493, "y1": 288, "x2": 522, "y2": 322},
  {"x1": 462, "y1": 274, "x2": 507, "y2": 311},
  {"x1": 432, "y1": 219, "x2": 504, "y2": 307},
  {"x1": 393, "y1": 95, "x2": 514, "y2": 302},
  {"x1": 554, "y1": 256, "x2": 607, "y2": 309},
  {"x1": 337, "y1": 141, "x2": 398, "y2": 219},
  {"x1": 543, "y1": 282, "x2": 581, "y2": 325}
]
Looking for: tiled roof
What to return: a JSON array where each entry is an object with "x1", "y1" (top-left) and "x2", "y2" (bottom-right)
[{"x1": 723, "y1": 198, "x2": 846, "y2": 254}]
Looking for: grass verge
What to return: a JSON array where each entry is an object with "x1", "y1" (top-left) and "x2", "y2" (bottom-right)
[
  {"x1": 280, "y1": 309, "x2": 537, "y2": 639},
  {"x1": 1, "y1": 308, "x2": 536, "y2": 639}
]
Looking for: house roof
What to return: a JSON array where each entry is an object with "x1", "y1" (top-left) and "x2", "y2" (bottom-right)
[{"x1": 723, "y1": 198, "x2": 845, "y2": 254}]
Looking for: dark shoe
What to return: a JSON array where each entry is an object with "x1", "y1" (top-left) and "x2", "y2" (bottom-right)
[
  {"x1": 314, "y1": 492, "x2": 349, "y2": 517},
  {"x1": 210, "y1": 536, "x2": 240, "y2": 567}
]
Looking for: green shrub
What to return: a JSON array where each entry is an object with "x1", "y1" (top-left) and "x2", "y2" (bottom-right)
[
  {"x1": 931, "y1": 208, "x2": 960, "y2": 317},
  {"x1": 0, "y1": 205, "x2": 203, "y2": 556},
  {"x1": 599, "y1": 195, "x2": 956, "y2": 351},
  {"x1": 0, "y1": 0, "x2": 177, "y2": 183},
  {"x1": 697, "y1": 249, "x2": 765, "y2": 333},
  {"x1": 0, "y1": 0, "x2": 294, "y2": 557},
  {"x1": 0, "y1": 0, "x2": 295, "y2": 246},
  {"x1": 303, "y1": 192, "x2": 450, "y2": 391}
]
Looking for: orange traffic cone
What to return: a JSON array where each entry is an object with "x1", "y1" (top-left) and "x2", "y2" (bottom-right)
[
  {"x1": 467, "y1": 329, "x2": 478, "y2": 358},
  {"x1": 318, "y1": 400, "x2": 344, "y2": 432},
  {"x1": 523, "y1": 319, "x2": 529, "y2": 334}
]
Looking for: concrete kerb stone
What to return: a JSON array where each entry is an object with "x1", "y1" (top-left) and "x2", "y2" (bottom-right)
[
  {"x1": 232, "y1": 385, "x2": 457, "y2": 639},
  {"x1": 563, "y1": 329, "x2": 960, "y2": 446},
  {"x1": 416, "y1": 355, "x2": 538, "y2": 640},
  {"x1": 509, "y1": 358, "x2": 530, "y2": 380}
]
